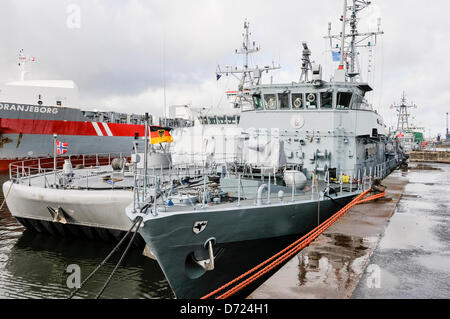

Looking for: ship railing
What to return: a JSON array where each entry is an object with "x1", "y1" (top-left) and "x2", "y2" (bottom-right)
[
  {"x1": 129, "y1": 164, "x2": 377, "y2": 216},
  {"x1": 131, "y1": 162, "x2": 220, "y2": 214},
  {"x1": 130, "y1": 161, "x2": 284, "y2": 209},
  {"x1": 9, "y1": 152, "x2": 129, "y2": 188}
]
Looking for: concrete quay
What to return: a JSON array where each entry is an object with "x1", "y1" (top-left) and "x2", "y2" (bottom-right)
[{"x1": 249, "y1": 170, "x2": 409, "y2": 299}]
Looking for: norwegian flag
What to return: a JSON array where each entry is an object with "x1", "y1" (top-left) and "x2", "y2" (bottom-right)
[
  {"x1": 397, "y1": 133, "x2": 405, "y2": 138},
  {"x1": 56, "y1": 141, "x2": 68, "y2": 155}
]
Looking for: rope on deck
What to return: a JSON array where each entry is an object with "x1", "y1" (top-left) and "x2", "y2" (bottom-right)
[{"x1": 0, "y1": 182, "x2": 14, "y2": 211}]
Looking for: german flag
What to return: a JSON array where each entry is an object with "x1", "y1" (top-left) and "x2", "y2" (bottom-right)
[{"x1": 150, "y1": 126, "x2": 173, "y2": 144}]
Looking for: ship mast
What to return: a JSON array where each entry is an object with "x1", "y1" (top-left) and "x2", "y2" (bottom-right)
[
  {"x1": 217, "y1": 21, "x2": 280, "y2": 107},
  {"x1": 299, "y1": 42, "x2": 313, "y2": 82},
  {"x1": 446, "y1": 112, "x2": 449, "y2": 140},
  {"x1": 325, "y1": 0, "x2": 383, "y2": 82},
  {"x1": 390, "y1": 92, "x2": 417, "y2": 132},
  {"x1": 18, "y1": 49, "x2": 36, "y2": 81}
]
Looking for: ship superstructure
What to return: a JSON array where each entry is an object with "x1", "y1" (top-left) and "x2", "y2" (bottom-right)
[
  {"x1": 235, "y1": 0, "x2": 399, "y2": 179},
  {"x1": 160, "y1": 3, "x2": 402, "y2": 179}
]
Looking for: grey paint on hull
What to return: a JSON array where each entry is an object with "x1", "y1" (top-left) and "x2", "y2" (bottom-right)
[
  {"x1": 139, "y1": 193, "x2": 356, "y2": 298},
  {"x1": 0, "y1": 103, "x2": 93, "y2": 121}
]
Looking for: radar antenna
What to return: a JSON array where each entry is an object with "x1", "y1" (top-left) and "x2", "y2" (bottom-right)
[
  {"x1": 299, "y1": 42, "x2": 313, "y2": 82},
  {"x1": 217, "y1": 20, "x2": 280, "y2": 108},
  {"x1": 324, "y1": 0, "x2": 384, "y2": 82}
]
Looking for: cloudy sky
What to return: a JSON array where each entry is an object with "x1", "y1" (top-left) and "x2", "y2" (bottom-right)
[{"x1": 0, "y1": 0, "x2": 448, "y2": 137}]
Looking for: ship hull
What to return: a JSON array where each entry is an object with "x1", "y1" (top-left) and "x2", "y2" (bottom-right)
[
  {"x1": 139, "y1": 193, "x2": 356, "y2": 299},
  {"x1": 3, "y1": 181, "x2": 136, "y2": 237},
  {"x1": 13, "y1": 216, "x2": 146, "y2": 248},
  {"x1": 0, "y1": 103, "x2": 150, "y2": 171}
]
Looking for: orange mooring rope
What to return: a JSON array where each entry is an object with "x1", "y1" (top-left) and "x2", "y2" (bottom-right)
[{"x1": 201, "y1": 189, "x2": 385, "y2": 299}]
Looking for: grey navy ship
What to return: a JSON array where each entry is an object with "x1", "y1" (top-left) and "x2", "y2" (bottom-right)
[
  {"x1": 129, "y1": 0, "x2": 407, "y2": 299},
  {"x1": 390, "y1": 92, "x2": 424, "y2": 153}
]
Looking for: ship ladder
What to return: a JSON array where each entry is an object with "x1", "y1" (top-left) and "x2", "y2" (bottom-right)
[{"x1": 201, "y1": 188, "x2": 386, "y2": 299}]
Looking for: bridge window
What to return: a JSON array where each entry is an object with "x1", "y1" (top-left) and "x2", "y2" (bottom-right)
[
  {"x1": 264, "y1": 94, "x2": 277, "y2": 110},
  {"x1": 227, "y1": 116, "x2": 236, "y2": 124},
  {"x1": 218, "y1": 116, "x2": 226, "y2": 124},
  {"x1": 337, "y1": 92, "x2": 352, "y2": 109},
  {"x1": 278, "y1": 93, "x2": 290, "y2": 109},
  {"x1": 292, "y1": 93, "x2": 304, "y2": 109},
  {"x1": 253, "y1": 94, "x2": 263, "y2": 110},
  {"x1": 305, "y1": 93, "x2": 318, "y2": 109},
  {"x1": 208, "y1": 117, "x2": 217, "y2": 125},
  {"x1": 352, "y1": 94, "x2": 363, "y2": 109},
  {"x1": 320, "y1": 92, "x2": 333, "y2": 109}
]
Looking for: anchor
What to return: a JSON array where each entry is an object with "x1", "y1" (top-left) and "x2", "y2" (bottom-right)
[{"x1": 47, "y1": 206, "x2": 71, "y2": 224}]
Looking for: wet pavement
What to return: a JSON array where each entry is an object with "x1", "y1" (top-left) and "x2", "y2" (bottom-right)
[
  {"x1": 353, "y1": 163, "x2": 450, "y2": 299},
  {"x1": 250, "y1": 163, "x2": 449, "y2": 299}
]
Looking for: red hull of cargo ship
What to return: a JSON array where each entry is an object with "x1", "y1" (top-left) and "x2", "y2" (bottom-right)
[
  {"x1": 0, "y1": 159, "x2": 19, "y2": 172},
  {"x1": 0, "y1": 118, "x2": 149, "y2": 137},
  {"x1": 0, "y1": 118, "x2": 156, "y2": 172}
]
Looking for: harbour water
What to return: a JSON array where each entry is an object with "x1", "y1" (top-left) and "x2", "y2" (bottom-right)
[{"x1": 0, "y1": 175, "x2": 174, "y2": 299}]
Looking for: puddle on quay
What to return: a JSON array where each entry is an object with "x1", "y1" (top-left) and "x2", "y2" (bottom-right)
[{"x1": 295, "y1": 233, "x2": 378, "y2": 290}]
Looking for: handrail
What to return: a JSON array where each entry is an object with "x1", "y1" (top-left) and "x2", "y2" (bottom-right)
[
  {"x1": 9, "y1": 152, "x2": 129, "y2": 186},
  {"x1": 9, "y1": 152, "x2": 127, "y2": 171}
]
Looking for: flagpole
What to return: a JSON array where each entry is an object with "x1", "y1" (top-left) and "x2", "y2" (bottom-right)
[
  {"x1": 143, "y1": 113, "x2": 149, "y2": 198},
  {"x1": 53, "y1": 133, "x2": 57, "y2": 187}
]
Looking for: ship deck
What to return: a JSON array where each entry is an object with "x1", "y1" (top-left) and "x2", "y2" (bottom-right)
[{"x1": 12, "y1": 163, "x2": 365, "y2": 219}]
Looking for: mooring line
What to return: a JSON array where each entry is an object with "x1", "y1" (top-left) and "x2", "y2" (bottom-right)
[
  {"x1": 67, "y1": 216, "x2": 143, "y2": 299},
  {"x1": 0, "y1": 182, "x2": 14, "y2": 211},
  {"x1": 96, "y1": 216, "x2": 143, "y2": 299}
]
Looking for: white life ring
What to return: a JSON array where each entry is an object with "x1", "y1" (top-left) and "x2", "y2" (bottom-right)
[
  {"x1": 307, "y1": 93, "x2": 316, "y2": 103},
  {"x1": 293, "y1": 97, "x2": 302, "y2": 108}
]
